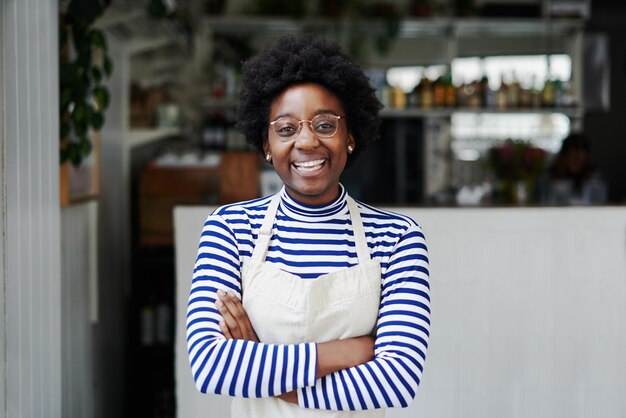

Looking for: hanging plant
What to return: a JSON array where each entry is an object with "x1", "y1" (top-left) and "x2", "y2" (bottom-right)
[{"x1": 59, "y1": 0, "x2": 113, "y2": 166}]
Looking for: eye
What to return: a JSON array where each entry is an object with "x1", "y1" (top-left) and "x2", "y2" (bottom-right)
[
  {"x1": 313, "y1": 116, "x2": 337, "y2": 134},
  {"x1": 273, "y1": 119, "x2": 298, "y2": 136}
]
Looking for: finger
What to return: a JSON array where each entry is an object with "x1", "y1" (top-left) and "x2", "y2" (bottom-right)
[
  {"x1": 215, "y1": 296, "x2": 242, "y2": 339},
  {"x1": 219, "y1": 291, "x2": 249, "y2": 334},
  {"x1": 221, "y1": 291, "x2": 257, "y2": 341},
  {"x1": 219, "y1": 320, "x2": 233, "y2": 339}
]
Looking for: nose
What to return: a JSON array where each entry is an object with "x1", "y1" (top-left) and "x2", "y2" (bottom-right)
[{"x1": 294, "y1": 121, "x2": 320, "y2": 149}]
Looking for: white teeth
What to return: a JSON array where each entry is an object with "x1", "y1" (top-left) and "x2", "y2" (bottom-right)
[
  {"x1": 294, "y1": 159, "x2": 325, "y2": 168},
  {"x1": 293, "y1": 159, "x2": 325, "y2": 172}
]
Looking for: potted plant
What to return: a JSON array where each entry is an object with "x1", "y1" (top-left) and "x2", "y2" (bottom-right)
[{"x1": 59, "y1": 0, "x2": 113, "y2": 204}]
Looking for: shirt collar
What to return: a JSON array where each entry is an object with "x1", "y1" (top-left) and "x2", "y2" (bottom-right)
[{"x1": 278, "y1": 184, "x2": 348, "y2": 220}]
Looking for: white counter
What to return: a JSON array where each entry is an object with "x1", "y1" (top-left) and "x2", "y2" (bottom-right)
[{"x1": 174, "y1": 206, "x2": 626, "y2": 418}]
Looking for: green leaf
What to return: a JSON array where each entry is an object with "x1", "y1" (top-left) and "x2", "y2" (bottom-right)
[
  {"x1": 60, "y1": 147, "x2": 69, "y2": 164},
  {"x1": 72, "y1": 83, "x2": 88, "y2": 103},
  {"x1": 91, "y1": 67, "x2": 102, "y2": 84},
  {"x1": 103, "y1": 55, "x2": 113, "y2": 77},
  {"x1": 72, "y1": 27, "x2": 92, "y2": 60},
  {"x1": 72, "y1": 102, "x2": 89, "y2": 136},
  {"x1": 77, "y1": 50, "x2": 92, "y2": 70},
  {"x1": 90, "y1": 29, "x2": 107, "y2": 51},
  {"x1": 60, "y1": 62, "x2": 78, "y2": 86},
  {"x1": 60, "y1": 121, "x2": 70, "y2": 139},
  {"x1": 90, "y1": 111, "x2": 105, "y2": 130},
  {"x1": 79, "y1": 135, "x2": 93, "y2": 157},
  {"x1": 68, "y1": 0, "x2": 107, "y2": 26},
  {"x1": 59, "y1": 27, "x2": 69, "y2": 48},
  {"x1": 60, "y1": 87, "x2": 73, "y2": 111},
  {"x1": 73, "y1": 102, "x2": 88, "y2": 123},
  {"x1": 147, "y1": 0, "x2": 168, "y2": 18},
  {"x1": 68, "y1": 143, "x2": 82, "y2": 167},
  {"x1": 93, "y1": 87, "x2": 110, "y2": 110}
]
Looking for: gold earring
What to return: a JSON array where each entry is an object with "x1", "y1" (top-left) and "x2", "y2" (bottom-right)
[
  {"x1": 265, "y1": 153, "x2": 272, "y2": 162},
  {"x1": 347, "y1": 145, "x2": 354, "y2": 153}
]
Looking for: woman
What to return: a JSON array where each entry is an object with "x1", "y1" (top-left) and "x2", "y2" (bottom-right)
[
  {"x1": 186, "y1": 36, "x2": 430, "y2": 417},
  {"x1": 538, "y1": 133, "x2": 608, "y2": 205}
]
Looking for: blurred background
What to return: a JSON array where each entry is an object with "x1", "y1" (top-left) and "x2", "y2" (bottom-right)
[{"x1": 2, "y1": 0, "x2": 626, "y2": 417}]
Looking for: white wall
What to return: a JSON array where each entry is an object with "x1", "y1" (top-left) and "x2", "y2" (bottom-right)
[
  {"x1": 1, "y1": 1, "x2": 62, "y2": 417},
  {"x1": 61, "y1": 202, "x2": 98, "y2": 418},
  {"x1": 174, "y1": 206, "x2": 626, "y2": 418}
]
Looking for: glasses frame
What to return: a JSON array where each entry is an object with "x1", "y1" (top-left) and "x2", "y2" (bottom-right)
[{"x1": 269, "y1": 114, "x2": 343, "y2": 141}]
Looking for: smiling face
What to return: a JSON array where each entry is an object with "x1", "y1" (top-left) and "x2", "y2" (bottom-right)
[{"x1": 264, "y1": 83, "x2": 355, "y2": 206}]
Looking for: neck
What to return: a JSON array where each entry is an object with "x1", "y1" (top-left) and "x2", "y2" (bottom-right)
[{"x1": 284, "y1": 184, "x2": 342, "y2": 207}]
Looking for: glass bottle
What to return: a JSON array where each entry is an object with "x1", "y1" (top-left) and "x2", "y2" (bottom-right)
[
  {"x1": 507, "y1": 71, "x2": 520, "y2": 108},
  {"x1": 444, "y1": 72, "x2": 457, "y2": 107},
  {"x1": 495, "y1": 74, "x2": 508, "y2": 110},
  {"x1": 420, "y1": 76, "x2": 434, "y2": 109},
  {"x1": 433, "y1": 76, "x2": 446, "y2": 108},
  {"x1": 542, "y1": 77, "x2": 555, "y2": 107}
]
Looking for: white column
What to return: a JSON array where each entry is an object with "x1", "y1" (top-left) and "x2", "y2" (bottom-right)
[{"x1": 1, "y1": 0, "x2": 62, "y2": 417}]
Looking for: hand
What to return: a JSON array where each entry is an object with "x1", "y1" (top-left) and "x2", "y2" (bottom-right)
[
  {"x1": 276, "y1": 391, "x2": 298, "y2": 404},
  {"x1": 316, "y1": 336, "x2": 375, "y2": 378},
  {"x1": 215, "y1": 289, "x2": 259, "y2": 342},
  {"x1": 216, "y1": 290, "x2": 296, "y2": 403}
]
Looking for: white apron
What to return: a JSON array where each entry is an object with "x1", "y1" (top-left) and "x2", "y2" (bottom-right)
[{"x1": 231, "y1": 194, "x2": 385, "y2": 418}]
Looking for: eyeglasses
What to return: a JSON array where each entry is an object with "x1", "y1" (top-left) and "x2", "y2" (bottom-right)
[{"x1": 269, "y1": 114, "x2": 343, "y2": 141}]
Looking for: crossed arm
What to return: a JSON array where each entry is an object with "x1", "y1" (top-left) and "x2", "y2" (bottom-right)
[{"x1": 215, "y1": 289, "x2": 375, "y2": 404}]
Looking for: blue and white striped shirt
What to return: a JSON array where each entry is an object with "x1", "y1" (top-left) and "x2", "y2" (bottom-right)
[{"x1": 186, "y1": 185, "x2": 430, "y2": 410}]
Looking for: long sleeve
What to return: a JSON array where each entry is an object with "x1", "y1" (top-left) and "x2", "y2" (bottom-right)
[
  {"x1": 186, "y1": 214, "x2": 318, "y2": 397},
  {"x1": 297, "y1": 222, "x2": 430, "y2": 410}
]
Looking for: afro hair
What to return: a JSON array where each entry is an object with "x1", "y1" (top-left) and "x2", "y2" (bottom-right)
[{"x1": 235, "y1": 35, "x2": 383, "y2": 166}]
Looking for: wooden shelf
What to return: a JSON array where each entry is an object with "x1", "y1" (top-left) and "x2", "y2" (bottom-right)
[
  {"x1": 380, "y1": 107, "x2": 584, "y2": 118},
  {"x1": 202, "y1": 16, "x2": 584, "y2": 39}
]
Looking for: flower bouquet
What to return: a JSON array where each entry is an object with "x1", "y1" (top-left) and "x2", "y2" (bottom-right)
[{"x1": 487, "y1": 139, "x2": 547, "y2": 204}]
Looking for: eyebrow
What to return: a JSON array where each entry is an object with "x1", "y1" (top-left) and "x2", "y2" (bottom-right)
[{"x1": 272, "y1": 109, "x2": 341, "y2": 120}]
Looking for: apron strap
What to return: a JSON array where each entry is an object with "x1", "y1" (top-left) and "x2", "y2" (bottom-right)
[
  {"x1": 250, "y1": 193, "x2": 282, "y2": 267},
  {"x1": 347, "y1": 196, "x2": 371, "y2": 262},
  {"x1": 250, "y1": 193, "x2": 370, "y2": 266}
]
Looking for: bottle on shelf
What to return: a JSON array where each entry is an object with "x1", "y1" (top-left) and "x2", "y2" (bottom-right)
[
  {"x1": 541, "y1": 77, "x2": 555, "y2": 107},
  {"x1": 466, "y1": 79, "x2": 480, "y2": 108},
  {"x1": 391, "y1": 86, "x2": 407, "y2": 109},
  {"x1": 455, "y1": 82, "x2": 465, "y2": 108},
  {"x1": 495, "y1": 74, "x2": 508, "y2": 110},
  {"x1": 519, "y1": 81, "x2": 531, "y2": 108},
  {"x1": 530, "y1": 75, "x2": 542, "y2": 108},
  {"x1": 560, "y1": 80, "x2": 576, "y2": 107},
  {"x1": 140, "y1": 294, "x2": 156, "y2": 347},
  {"x1": 553, "y1": 77, "x2": 564, "y2": 107},
  {"x1": 202, "y1": 111, "x2": 227, "y2": 150},
  {"x1": 482, "y1": 75, "x2": 496, "y2": 109},
  {"x1": 379, "y1": 76, "x2": 394, "y2": 109},
  {"x1": 407, "y1": 82, "x2": 420, "y2": 108},
  {"x1": 433, "y1": 75, "x2": 446, "y2": 108},
  {"x1": 507, "y1": 71, "x2": 520, "y2": 108},
  {"x1": 419, "y1": 76, "x2": 434, "y2": 109},
  {"x1": 444, "y1": 72, "x2": 457, "y2": 108}
]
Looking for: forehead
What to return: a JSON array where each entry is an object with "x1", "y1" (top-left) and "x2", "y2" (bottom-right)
[{"x1": 269, "y1": 83, "x2": 344, "y2": 117}]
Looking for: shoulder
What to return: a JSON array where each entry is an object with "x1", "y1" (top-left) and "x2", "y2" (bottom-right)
[
  {"x1": 210, "y1": 194, "x2": 274, "y2": 222},
  {"x1": 355, "y1": 199, "x2": 421, "y2": 230}
]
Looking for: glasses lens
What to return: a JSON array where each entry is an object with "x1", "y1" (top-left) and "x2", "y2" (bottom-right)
[
  {"x1": 311, "y1": 115, "x2": 338, "y2": 138},
  {"x1": 272, "y1": 118, "x2": 300, "y2": 138}
]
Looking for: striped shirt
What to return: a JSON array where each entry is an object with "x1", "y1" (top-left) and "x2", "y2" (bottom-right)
[{"x1": 186, "y1": 184, "x2": 430, "y2": 410}]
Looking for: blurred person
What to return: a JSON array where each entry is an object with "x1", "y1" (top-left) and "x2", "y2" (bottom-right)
[{"x1": 539, "y1": 133, "x2": 608, "y2": 205}]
